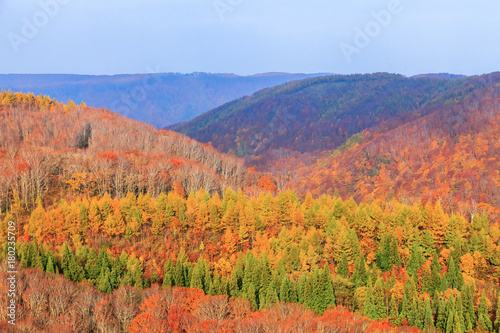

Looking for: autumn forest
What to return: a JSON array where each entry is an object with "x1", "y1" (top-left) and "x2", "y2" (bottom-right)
[{"x1": 1, "y1": 72, "x2": 500, "y2": 333}]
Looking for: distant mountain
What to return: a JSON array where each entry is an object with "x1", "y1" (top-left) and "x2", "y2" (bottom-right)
[
  {"x1": 0, "y1": 72, "x2": 326, "y2": 128},
  {"x1": 410, "y1": 73, "x2": 467, "y2": 80},
  {"x1": 169, "y1": 73, "x2": 480, "y2": 169}
]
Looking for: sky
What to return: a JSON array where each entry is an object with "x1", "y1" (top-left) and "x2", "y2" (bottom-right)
[{"x1": 0, "y1": 0, "x2": 499, "y2": 76}]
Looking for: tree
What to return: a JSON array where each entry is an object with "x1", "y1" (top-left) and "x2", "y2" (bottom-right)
[
  {"x1": 337, "y1": 252, "x2": 350, "y2": 277},
  {"x1": 389, "y1": 294, "x2": 400, "y2": 326},
  {"x1": 353, "y1": 254, "x2": 367, "y2": 288},
  {"x1": 478, "y1": 291, "x2": 492, "y2": 331}
]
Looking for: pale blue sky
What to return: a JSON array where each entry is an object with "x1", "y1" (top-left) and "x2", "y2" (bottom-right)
[{"x1": 1, "y1": 0, "x2": 499, "y2": 76}]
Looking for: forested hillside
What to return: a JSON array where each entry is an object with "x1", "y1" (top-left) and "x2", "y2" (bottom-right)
[
  {"x1": 298, "y1": 72, "x2": 500, "y2": 221},
  {"x1": 170, "y1": 73, "x2": 480, "y2": 169},
  {"x1": 0, "y1": 90, "x2": 256, "y2": 214}
]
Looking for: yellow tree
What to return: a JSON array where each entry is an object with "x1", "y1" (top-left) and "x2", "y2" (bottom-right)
[
  {"x1": 27, "y1": 198, "x2": 46, "y2": 239},
  {"x1": 104, "y1": 203, "x2": 126, "y2": 237},
  {"x1": 426, "y1": 201, "x2": 448, "y2": 246}
]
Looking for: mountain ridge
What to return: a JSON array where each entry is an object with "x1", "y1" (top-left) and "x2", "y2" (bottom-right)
[{"x1": 0, "y1": 72, "x2": 327, "y2": 128}]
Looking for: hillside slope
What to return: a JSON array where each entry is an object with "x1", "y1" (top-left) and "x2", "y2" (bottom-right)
[
  {"x1": 0, "y1": 91, "x2": 257, "y2": 211},
  {"x1": 170, "y1": 73, "x2": 478, "y2": 168},
  {"x1": 0, "y1": 72, "x2": 324, "y2": 128},
  {"x1": 298, "y1": 72, "x2": 500, "y2": 218}
]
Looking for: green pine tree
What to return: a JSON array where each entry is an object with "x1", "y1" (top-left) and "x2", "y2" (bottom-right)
[
  {"x1": 337, "y1": 252, "x2": 350, "y2": 277},
  {"x1": 163, "y1": 258, "x2": 174, "y2": 288},
  {"x1": 45, "y1": 255, "x2": 55, "y2": 273},
  {"x1": 353, "y1": 254, "x2": 368, "y2": 288},
  {"x1": 389, "y1": 294, "x2": 401, "y2": 326},
  {"x1": 423, "y1": 298, "x2": 434, "y2": 330},
  {"x1": 478, "y1": 291, "x2": 492, "y2": 331}
]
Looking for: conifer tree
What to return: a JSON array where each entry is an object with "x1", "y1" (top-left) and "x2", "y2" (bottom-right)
[
  {"x1": 455, "y1": 294, "x2": 465, "y2": 332},
  {"x1": 45, "y1": 255, "x2": 55, "y2": 273},
  {"x1": 322, "y1": 265, "x2": 336, "y2": 311},
  {"x1": 389, "y1": 294, "x2": 401, "y2": 326},
  {"x1": 495, "y1": 296, "x2": 500, "y2": 333},
  {"x1": 353, "y1": 254, "x2": 368, "y2": 288},
  {"x1": 478, "y1": 291, "x2": 492, "y2": 331},
  {"x1": 173, "y1": 260, "x2": 184, "y2": 287},
  {"x1": 436, "y1": 299, "x2": 447, "y2": 331},
  {"x1": 423, "y1": 298, "x2": 434, "y2": 330},
  {"x1": 190, "y1": 261, "x2": 204, "y2": 290},
  {"x1": 407, "y1": 235, "x2": 425, "y2": 276},
  {"x1": 265, "y1": 280, "x2": 279, "y2": 306},
  {"x1": 85, "y1": 249, "x2": 100, "y2": 280},
  {"x1": 364, "y1": 281, "x2": 374, "y2": 318},
  {"x1": 371, "y1": 277, "x2": 386, "y2": 320},
  {"x1": 431, "y1": 250, "x2": 441, "y2": 291},
  {"x1": 279, "y1": 275, "x2": 291, "y2": 303},
  {"x1": 337, "y1": 252, "x2": 350, "y2": 277},
  {"x1": 162, "y1": 258, "x2": 174, "y2": 288},
  {"x1": 445, "y1": 309, "x2": 455, "y2": 333},
  {"x1": 421, "y1": 264, "x2": 434, "y2": 295},
  {"x1": 98, "y1": 267, "x2": 113, "y2": 294},
  {"x1": 246, "y1": 283, "x2": 258, "y2": 309}
]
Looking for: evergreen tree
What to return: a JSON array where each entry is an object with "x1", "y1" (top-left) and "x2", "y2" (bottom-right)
[
  {"x1": 173, "y1": 260, "x2": 184, "y2": 287},
  {"x1": 431, "y1": 250, "x2": 441, "y2": 292},
  {"x1": 246, "y1": 283, "x2": 258, "y2": 309},
  {"x1": 363, "y1": 281, "x2": 374, "y2": 318},
  {"x1": 279, "y1": 275, "x2": 291, "y2": 303},
  {"x1": 421, "y1": 264, "x2": 434, "y2": 295},
  {"x1": 322, "y1": 265, "x2": 336, "y2": 310},
  {"x1": 407, "y1": 235, "x2": 425, "y2": 276},
  {"x1": 478, "y1": 291, "x2": 492, "y2": 331},
  {"x1": 98, "y1": 267, "x2": 113, "y2": 293},
  {"x1": 297, "y1": 274, "x2": 306, "y2": 304},
  {"x1": 436, "y1": 299, "x2": 447, "y2": 331},
  {"x1": 163, "y1": 258, "x2": 174, "y2": 288},
  {"x1": 228, "y1": 272, "x2": 240, "y2": 298},
  {"x1": 423, "y1": 298, "x2": 434, "y2": 330},
  {"x1": 445, "y1": 309, "x2": 455, "y2": 333},
  {"x1": 494, "y1": 295, "x2": 500, "y2": 332},
  {"x1": 371, "y1": 278, "x2": 386, "y2": 320},
  {"x1": 421, "y1": 230, "x2": 436, "y2": 258},
  {"x1": 337, "y1": 252, "x2": 349, "y2": 277},
  {"x1": 45, "y1": 255, "x2": 55, "y2": 273},
  {"x1": 389, "y1": 235, "x2": 402, "y2": 268},
  {"x1": 353, "y1": 254, "x2": 368, "y2": 288},
  {"x1": 455, "y1": 294, "x2": 465, "y2": 332},
  {"x1": 389, "y1": 294, "x2": 401, "y2": 326},
  {"x1": 303, "y1": 274, "x2": 313, "y2": 308},
  {"x1": 439, "y1": 273, "x2": 449, "y2": 292},
  {"x1": 289, "y1": 246, "x2": 301, "y2": 271},
  {"x1": 375, "y1": 234, "x2": 392, "y2": 271},
  {"x1": 85, "y1": 249, "x2": 100, "y2": 280},
  {"x1": 265, "y1": 280, "x2": 278, "y2": 306}
]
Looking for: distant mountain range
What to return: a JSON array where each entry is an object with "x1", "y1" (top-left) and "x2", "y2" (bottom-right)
[{"x1": 0, "y1": 72, "x2": 327, "y2": 128}]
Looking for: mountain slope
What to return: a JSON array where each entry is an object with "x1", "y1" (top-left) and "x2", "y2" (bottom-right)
[
  {"x1": 0, "y1": 91, "x2": 256, "y2": 211},
  {"x1": 0, "y1": 72, "x2": 324, "y2": 128},
  {"x1": 170, "y1": 73, "x2": 478, "y2": 168},
  {"x1": 298, "y1": 72, "x2": 500, "y2": 218}
]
